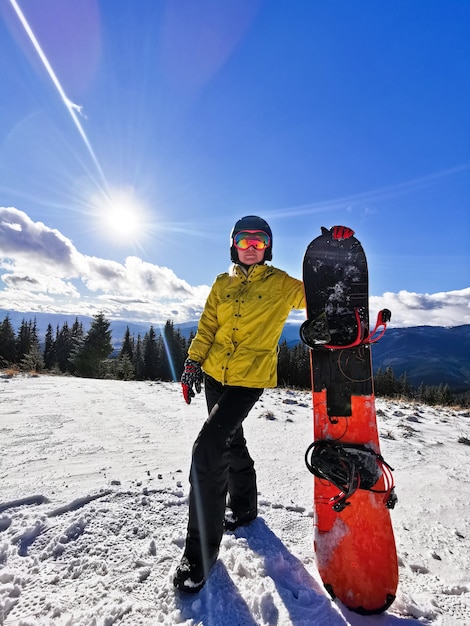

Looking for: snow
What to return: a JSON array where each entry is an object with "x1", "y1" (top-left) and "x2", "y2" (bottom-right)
[{"x1": 0, "y1": 374, "x2": 469, "y2": 625}]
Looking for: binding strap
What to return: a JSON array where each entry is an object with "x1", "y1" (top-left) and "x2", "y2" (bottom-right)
[
  {"x1": 301, "y1": 308, "x2": 392, "y2": 350},
  {"x1": 305, "y1": 440, "x2": 397, "y2": 512}
]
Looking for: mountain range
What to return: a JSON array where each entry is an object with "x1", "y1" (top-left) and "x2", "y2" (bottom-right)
[
  {"x1": 1, "y1": 310, "x2": 469, "y2": 392},
  {"x1": 282, "y1": 322, "x2": 470, "y2": 392}
]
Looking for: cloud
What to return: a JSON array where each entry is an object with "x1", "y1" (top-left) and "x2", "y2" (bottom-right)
[
  {"x1": 1, "y1": 206, "x2": 468, "y2": 328},
  {"x1": 371, "y1": 289, "x2": 470, "y2": 328},
  {"x1": 3, "y1": 273, "x2": 80, "y2": 298},
  {"x1": 83, "y1": 256, "x2": 195, "y2": 299},
  {"x1": 286, "y1": 289, "x2": 470, "y2": 329},
  {"x1": 0, "y1": 207, "x2": 79, "y2": 275},
  {"x1": 0, "y1": 206, "x2": 209, "y2": 322}
]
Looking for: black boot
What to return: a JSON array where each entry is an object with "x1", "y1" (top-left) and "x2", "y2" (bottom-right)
[
  {"x1": 173, "y1": 556, "x2": 205, "y2": 593},
  {"x1": 224, "y1": 509, "x2": 257, "y2": 531}
]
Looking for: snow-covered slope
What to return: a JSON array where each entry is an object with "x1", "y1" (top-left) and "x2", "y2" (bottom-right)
[{"x1": 0, "y1": 375, "x2": 469, "y2": 625}]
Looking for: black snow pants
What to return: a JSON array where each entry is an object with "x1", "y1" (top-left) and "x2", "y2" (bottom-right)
[{"x1": 183, "y1": 375, "x2": 263, "y2": 575}]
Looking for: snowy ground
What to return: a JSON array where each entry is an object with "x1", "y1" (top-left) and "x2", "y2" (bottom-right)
[{"x1": 0, "y1": 374, "x2": 469, "y2": 626}]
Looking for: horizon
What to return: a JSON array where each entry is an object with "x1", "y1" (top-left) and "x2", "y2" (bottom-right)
[
  {"x1": 2, "y1": 307, "x2": 470, "y2": 336},
  {"x1": 0, "y1": 2, "x2": 469, "y2": 327},
  {"x1": 2, "y1": 308, "x2": 469, "y2": 393}
]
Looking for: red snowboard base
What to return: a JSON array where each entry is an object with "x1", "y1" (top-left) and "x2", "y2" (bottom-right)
[{"x1": 312, "y1": 393, "x2": 398, "y2": 614}]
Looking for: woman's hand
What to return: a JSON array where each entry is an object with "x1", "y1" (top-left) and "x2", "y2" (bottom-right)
[{"x1": 181, "y1": 359, "x2": 203, "y2": 404}]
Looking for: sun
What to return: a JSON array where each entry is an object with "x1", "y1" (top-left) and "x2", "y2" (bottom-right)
[{"x1": 94, "y1": 186, "x2": 148, "y2": 243}]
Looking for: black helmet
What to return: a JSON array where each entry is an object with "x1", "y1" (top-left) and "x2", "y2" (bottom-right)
[{"x1": 230, "y1": 215, "x2": 273, "y2": 263}]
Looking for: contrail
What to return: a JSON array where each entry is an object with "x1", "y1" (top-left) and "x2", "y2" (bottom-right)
[
  {"x1": 263, "y1": 162, "x2": 470, "y2": 220},
  {"x1": 9, "y1": 0, "x2": 108, "y2": 190}
]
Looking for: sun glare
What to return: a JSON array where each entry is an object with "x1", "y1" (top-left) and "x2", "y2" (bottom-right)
[{"x1": 94, "y1": 187, "x2": 148, "y2": 243}]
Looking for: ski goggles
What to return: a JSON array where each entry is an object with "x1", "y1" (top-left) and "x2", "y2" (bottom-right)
[{"x1": 233, "y1": 230, "x2": 271, "y2": 251}]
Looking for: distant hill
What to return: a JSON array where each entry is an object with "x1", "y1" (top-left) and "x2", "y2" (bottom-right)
[
  {"x1": 371, "y1": 325, "x2": 470, "y2": 392},
  {"x1": 1, "y1": 310, "x2": 469, "y2": 391},
  {"x1": 283, "y1": 322, "x2": 470, "y2": 392}
]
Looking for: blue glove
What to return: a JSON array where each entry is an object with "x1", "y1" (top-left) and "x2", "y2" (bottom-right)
[{"x1": 181, "y1": 359, "x2": 203, "y2": 404}]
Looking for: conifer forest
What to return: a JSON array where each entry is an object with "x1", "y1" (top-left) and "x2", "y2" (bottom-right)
[{"x1": 0, "y1": 313, "x2": 466, "y2": 407}]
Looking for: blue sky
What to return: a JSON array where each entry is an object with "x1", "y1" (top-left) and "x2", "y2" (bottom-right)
[{"x1": 0, "y1": 0, "x2": 469, "y2": 327}]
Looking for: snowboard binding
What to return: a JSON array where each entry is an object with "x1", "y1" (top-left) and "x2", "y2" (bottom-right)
[
  {"x1": 305, "y1": 440, "x2": 397, "y2": 512},
  {"x1": 300, "y1": 308, "x2": 391, "y2": 350}
]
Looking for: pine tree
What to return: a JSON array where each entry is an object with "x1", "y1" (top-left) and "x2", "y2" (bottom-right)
[
  {"x1": 383, "y1": 367, "x2": 397, "y2": 397},
  {"x1": 437, "y1": 383, "x2": 452, "y2": 406},
  {"x1": 424, "y1": 385, "x2": 438, "y2": 405},
  {"x1": 71, "y1": 317, "x2": 84, "y2": 342},
  {"x1": 67, "y1": 318, "x2": 85, "y2": 374},
  {"x1": 133, "y1": 334, "x2": 145, "y2": 380},
  {"x1": 277, "y1": 340, "x2": 291, "y2": 386},
  {"x1": 72, "y1": 312, "x2": 113, "y2": 378},
  {"x1": 292, "y1": 342, "x2": 311, "y2": 388},
  {"x1": 143, "y1": 326, "x2": 159, "y2": 380},
  {"x1": 416, "y1": 381, "x2": 426, "y2": 403},
  {"x1": 116, "y1": 326, "x2": 136, "y2": 380},
  {"x1": 115, "y1": 353, "x2": 135, "y2": 380},
  {"x1": 16, "y1": 319, "x2": 32, "y2": 363},
  {"x1": 399, "y1": 372, "x2": 411, "y2": 398},
  {"x1": 43, "y1": 323, "x2": 56, "y2": 370},
  {"x1": 0, "y1": 315, "x2": 16, "y2": 366},
  {"x1": 160, "y1": 320, "x2": 186, "y2": 381},
  {"x1": 154, "y1": 334, "x2": 166, "y2": 379},
  {"x1": 172, "y1": 326, "x2": 187, "y2": 380},
  {"x1": 21, "y1": 319, "x2": 44, "y2": 372},
  {"x1": 21, "y1": 343, "x2": 44, "y2": 373},
  {"x1": 55, "y1": 323, "x2": 72, "y2": 372},
  {"x1": 119, "y1": 326, "x2": 135, "y2": 361}
]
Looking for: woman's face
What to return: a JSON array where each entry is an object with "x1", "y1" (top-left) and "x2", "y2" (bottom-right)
[{"x1": 237, "y1": 245, "x2": 265, "y2": 266}]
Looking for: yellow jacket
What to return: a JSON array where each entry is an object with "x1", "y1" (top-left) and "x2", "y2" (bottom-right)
[{"x1": 188, "y1": 264, "x2": 305, "y2": 388}]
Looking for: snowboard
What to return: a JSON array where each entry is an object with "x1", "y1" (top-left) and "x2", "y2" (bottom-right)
[{"x1": 300, "y1": 225, "x2": 398, "y2": 615}]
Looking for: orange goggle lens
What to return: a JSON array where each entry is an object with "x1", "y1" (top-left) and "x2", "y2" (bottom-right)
[{"x1": 234, "y1": 230, "x2": 270, "y2": 251}]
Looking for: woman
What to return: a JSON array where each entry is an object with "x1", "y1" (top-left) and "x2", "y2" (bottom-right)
[{"x1": 174, "y1": 215, "x2": 305, "y2": 593}]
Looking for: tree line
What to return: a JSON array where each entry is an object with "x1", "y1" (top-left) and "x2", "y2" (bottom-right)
[
  {"x1": 0, "y1": 313, "x2": 192, "y2": 381},
  {"x1": 0, "y1": 313, "x2": 467, "y2": 407},
  {"x1": 373, "y1": 366, "x2": 468, "y2": 407},
  {"x1": 277, "y1": 341, "x2": 468, "y2": 407}
]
